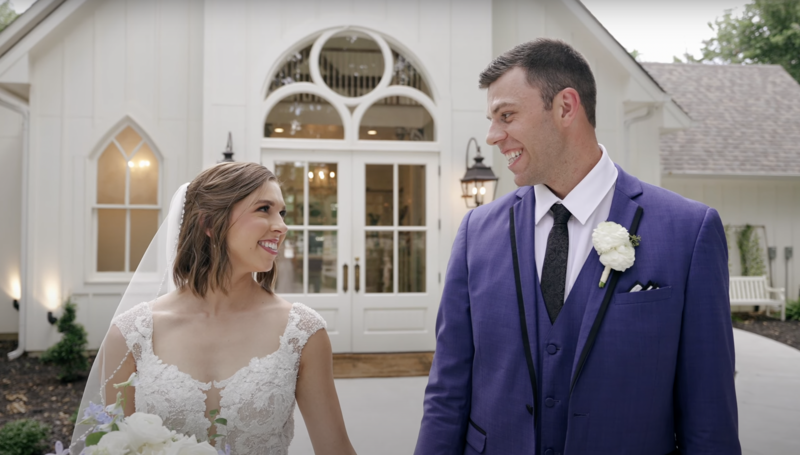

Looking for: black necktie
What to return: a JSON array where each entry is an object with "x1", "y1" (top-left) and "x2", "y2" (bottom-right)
[{"x1": 542, "y1": 203, "x2": 571, "y2": 324}]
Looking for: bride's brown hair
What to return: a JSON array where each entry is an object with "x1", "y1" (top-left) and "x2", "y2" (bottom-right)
[{"x1": 173, "y1": 162, "x2": 279, "y2": 297}]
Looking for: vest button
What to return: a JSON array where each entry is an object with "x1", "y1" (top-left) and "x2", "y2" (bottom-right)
[
  {"x1": 544, "y1": 449, "x2": 554, "y2": 455},
  {"x1": 546, "y1": 344, "x2": 558, "y2": 355},
  {"x1": 545, "y1": 397, "x2": 556, "y2": 408}
]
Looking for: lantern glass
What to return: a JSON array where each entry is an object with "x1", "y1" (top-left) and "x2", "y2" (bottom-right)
[{"x1": 461, "y1": 179, "x2": 497, "y2": 208}]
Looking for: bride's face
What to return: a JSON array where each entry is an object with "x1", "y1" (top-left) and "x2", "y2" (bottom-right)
[{"x1": 226, "y1": 180, "x2": 288, "y2": 275}]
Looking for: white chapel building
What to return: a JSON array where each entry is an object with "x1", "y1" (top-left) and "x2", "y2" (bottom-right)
[{"x1": 0, "y1": 0, "x2": 691, "y2": 356}]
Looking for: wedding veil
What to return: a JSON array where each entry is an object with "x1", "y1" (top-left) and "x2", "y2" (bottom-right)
[{"x1": 71, "y1": 183, "x2": 189, "y2": 451}]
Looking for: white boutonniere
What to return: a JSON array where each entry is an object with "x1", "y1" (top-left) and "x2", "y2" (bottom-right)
[{"x1": 591, "y1": 221, "x2": 641, "y2": 288}]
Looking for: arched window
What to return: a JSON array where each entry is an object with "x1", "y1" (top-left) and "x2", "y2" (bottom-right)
[
  {"x1": 94, "y1": 125, "x2": 161, "y2": 273},
  {"x1": 263, "y1": 28, "x2": 436, "y2": 142}
]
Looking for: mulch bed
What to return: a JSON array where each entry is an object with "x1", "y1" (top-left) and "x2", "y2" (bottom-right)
[
  {"x1": 732, "y1": 312, "x2": 800, "y2": 350},
  {"x1": 0, "y1": 340, "x2": 92, "y2": 452}
]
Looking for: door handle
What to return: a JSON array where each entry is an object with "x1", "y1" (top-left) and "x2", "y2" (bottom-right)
[
  {"x1": 343, "y1": 264, "x2": 348, "y2": 293},
  {"x1": 355, "y1": 257, "x2": 360, "y2": 293}
]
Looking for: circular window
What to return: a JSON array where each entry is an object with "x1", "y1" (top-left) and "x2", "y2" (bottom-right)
[
  {"x1": 265, "y1": 93, "x2": 344, "y2": 139},
  {"x1": 359, "y1": 96, "x2": 434, "y2": 141},
  {"x1": 319, "y1": 31, "x2": 385, "y2": 98}
]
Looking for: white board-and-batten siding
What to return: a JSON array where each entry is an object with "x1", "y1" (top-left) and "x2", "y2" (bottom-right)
[
  {"x1": 19, "y1": 0, "x2": 204, "y2": 350},
  {"x1": 662, "y1": 175, "x2": 800, "y2": 307}
]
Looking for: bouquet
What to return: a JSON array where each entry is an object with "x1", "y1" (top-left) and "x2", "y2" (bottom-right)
[{"x1": 52, "y1": 373, "x2": 229, "y2": 455}]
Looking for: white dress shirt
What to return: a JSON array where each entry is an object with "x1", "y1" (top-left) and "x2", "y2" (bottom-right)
[{"x1": 534, "y1": 144, "x2": 618, "y2": 300}]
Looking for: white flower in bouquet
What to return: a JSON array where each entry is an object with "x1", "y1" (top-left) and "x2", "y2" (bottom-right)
[
  {"x1": 166, "y1": 437, "x2": 218, "y2": 455},
  {"x1": 75, "y1": 373, "x2": 222, "y2": 455},
  {"x1": 592, "y1": 221, "x2": 640, "y2": 287},
  {"x1": 93, "y1": 431, "x2": 131, "y2": 455},
  {"x1": 123, "y1": 412, "x2": 176, "y2": 449}
]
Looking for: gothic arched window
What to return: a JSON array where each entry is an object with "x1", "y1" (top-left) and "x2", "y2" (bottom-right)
[{"x1": 94, "y1": 125, "x2": 161, "y2": 273}]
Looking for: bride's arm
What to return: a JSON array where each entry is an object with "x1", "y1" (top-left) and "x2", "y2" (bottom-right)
[
  {"x1": 100, "y1": 325, "x2": 137, "y2": 416},
  {"x1": 296, "y1": 330, "x2": 357, "y2": 455}
]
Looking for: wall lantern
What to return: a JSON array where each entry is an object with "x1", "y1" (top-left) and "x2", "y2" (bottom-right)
[
  {"x1": 219, "y1": 132, "x2": 235, "y2": 163},
  {"x1": 460, "y1": 137, "x2": 498, "y2": 208},
  {"x1": 47, "y1": 311, "x2": 58, "y2": 325}
]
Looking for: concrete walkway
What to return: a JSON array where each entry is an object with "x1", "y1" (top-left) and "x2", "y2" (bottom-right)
[
  {"x1": 290, "y1": 329, "x2": 800, "y2": 454},
  {"x1": 734, "y1": 329, "x2": 800, "y2": 455}
]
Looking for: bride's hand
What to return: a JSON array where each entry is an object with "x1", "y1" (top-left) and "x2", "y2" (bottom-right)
[{"x1": 296, "y1": 330, "x2": 357, "y2": 455}]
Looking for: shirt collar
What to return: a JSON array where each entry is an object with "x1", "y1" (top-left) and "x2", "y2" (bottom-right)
[{"x1": 533, "y1": 144, "x2": 618, "y2": 226}]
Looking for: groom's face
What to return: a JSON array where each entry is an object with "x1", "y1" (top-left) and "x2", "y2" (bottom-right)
[{"x1": 485, "y1": 66, "x2": 562, "y2": 187}]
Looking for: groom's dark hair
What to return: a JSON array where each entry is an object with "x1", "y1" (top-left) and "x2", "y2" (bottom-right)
[{"x1": 479, "y1": 38, "x2": 597, "y2": 128}]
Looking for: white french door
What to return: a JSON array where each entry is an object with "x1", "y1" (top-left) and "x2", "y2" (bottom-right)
[
  {"x1": 351, "y1": 152, "x2": 438, "y2": 352},
  {"x1": 263, "y1": 150, "x2": 438, "y2": 353}
]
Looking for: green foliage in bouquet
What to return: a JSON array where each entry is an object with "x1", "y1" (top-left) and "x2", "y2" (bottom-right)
[
  {"x1": 40, "y1": 299, "x2": 89, "y2": 382},
  {"x1": 786, "y1": 298, "x2": 800, "y2": 321},
  {"x1": 736, "y1": 225, "x2": 766, "y2": 277},
  {"x1": 0, "y1": 419, "x2": 50, "y2": 455}
]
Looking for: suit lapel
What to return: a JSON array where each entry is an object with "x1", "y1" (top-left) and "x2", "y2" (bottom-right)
[
  {"x1": 569, "y1": 168, "x2": 643, "y2": 394},
  {"x1": 511, "y1": 188, "x2": 540, "y2": 369},
  {"x1": 510, "y1": 187, "x2": 542, "y2": 417}
]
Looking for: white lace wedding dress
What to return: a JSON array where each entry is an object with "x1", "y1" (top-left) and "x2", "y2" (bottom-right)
[{"x1": 112, "y1": 301, "x2": 326, "y2": 455}]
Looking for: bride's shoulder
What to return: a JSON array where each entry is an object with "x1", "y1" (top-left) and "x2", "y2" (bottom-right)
[
  {"x1": 289, "y1": 301, "x2": 327, "y2": 335},
  {"x1": 112, "y1": 301, "x2": 151, "y2": 324}
]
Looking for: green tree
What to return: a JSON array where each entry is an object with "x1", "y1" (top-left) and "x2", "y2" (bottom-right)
[
  {"x1": 0, "y1": 1, "x2": 19, "y2": 33},
  {"x1": 699, "y1": 0, "x2": 800, "y2": 83}
]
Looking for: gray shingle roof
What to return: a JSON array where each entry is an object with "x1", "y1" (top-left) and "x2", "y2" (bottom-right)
[{"x1": 642, "y1": 62, "x2": 800, "y2": 176}]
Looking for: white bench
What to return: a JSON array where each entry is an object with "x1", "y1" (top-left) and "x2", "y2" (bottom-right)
[{"x1": 729, "y1": 276, "x2": 786, "y2": 321}]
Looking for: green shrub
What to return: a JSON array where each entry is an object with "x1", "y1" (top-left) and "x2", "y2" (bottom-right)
[
  {"x1": 0, "y1": 419, "x2": 50, "y2": 455},
  {"x1": 40, "y1": 299, "x2": 89, "y2": 382},
  {"x1": 736, "y1": 224, "x2": 766, "y2": 277},
  {"x1": 787, "y1": 298, "x2": 800, "y2": 321}
]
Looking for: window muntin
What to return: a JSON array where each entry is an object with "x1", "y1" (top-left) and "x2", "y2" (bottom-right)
[{"x1": 264, "y1": 29, "x2": 436, "y2": 142}]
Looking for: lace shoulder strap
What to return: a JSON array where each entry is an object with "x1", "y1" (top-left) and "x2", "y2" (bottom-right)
[
  {"x1": 285, "y1": 303, "x2": 327, "y2": 356},
  {"x1": 110, "y1": 301, "x2": 152, "y2": 362}
]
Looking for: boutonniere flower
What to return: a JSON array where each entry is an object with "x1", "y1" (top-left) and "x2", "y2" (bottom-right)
[{"x1": 592, "y1": 222, "x2": 641, "y2": 288}]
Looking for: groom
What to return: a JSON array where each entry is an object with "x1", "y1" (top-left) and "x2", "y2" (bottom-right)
[{"x1": 415, "y1": 39, "x2": 740, "y2": 454}]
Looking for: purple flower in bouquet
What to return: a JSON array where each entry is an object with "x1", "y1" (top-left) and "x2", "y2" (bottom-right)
[
  {"x1": 83, "y1": 402, "x2": 113, "y2": 425},
  {"x1": 46, "y1": 441, "x2": 70, "y2": 455}
]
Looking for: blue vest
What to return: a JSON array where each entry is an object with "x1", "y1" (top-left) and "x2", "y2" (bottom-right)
[{"x1": 534, "y1": 264, "x2": 592, "y2": 455}]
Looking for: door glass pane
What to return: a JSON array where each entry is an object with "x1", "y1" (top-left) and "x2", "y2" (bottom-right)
[
  {"x1": 320, "y1": 31, "x2": 384, "y2": 98},
  {"x1": 399, "y1": 231, "x2": 426, "y2": 293},
  {"x1": 264, "y1": 94, "x2": 344, "y2": 139},
  {"x1": 129, "y1": 144, "x2": 159, "y2": 205},
  {"x1": 275, "y1": 230, "x2": 304, "y2": 293},
  {"x1": 97, "y1": 144, "x2": 126, "y2": 204},
  {"x1": 275, "y1": 162, "x2": 305, "y2": 226},
  {"x1": 97, "y1": 209, "x2": 126, "y2": 272},
  {"x1": 359, "y1": 96, "x2": 434, "y2": 141},
  {"x1": 130, "y1": 210, "x2": 159, "y2": 271},
  {"x1": 366, "y1": 164, "x2": 393, "y2": 226},
  {"x1": 366, "y1": 231, "x2": 393, "y2": 293},
  {"x1": 309, "y1": 231, "x2": 337, "y2": 294},
  {"x1": 309, "y1": 162, "x2": 337, "y2": 226},
  {"x1": 399, "y1": 165, "x2": 425, "y2": 226}
]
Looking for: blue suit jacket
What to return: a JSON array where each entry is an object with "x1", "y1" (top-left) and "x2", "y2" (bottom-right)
[{"x1": 415, "y1": 167, "x2": 740, "y2": 454}]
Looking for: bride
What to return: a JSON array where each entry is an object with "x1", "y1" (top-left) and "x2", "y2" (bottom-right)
[{"x1": 72, "y1": 162, "x2": 357, "y2": 454}]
